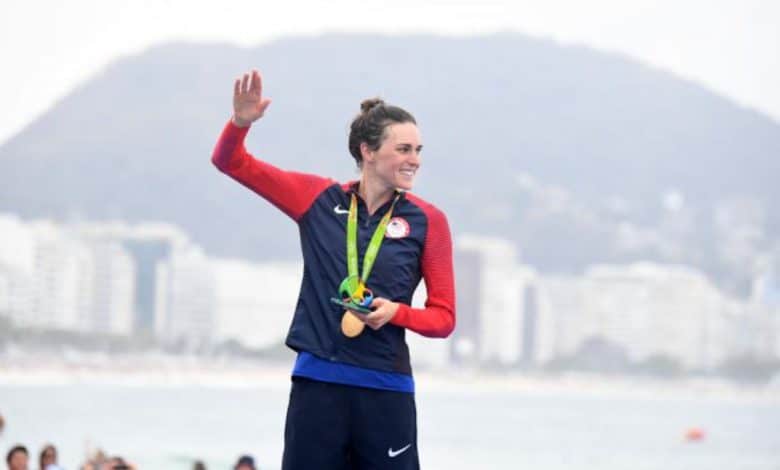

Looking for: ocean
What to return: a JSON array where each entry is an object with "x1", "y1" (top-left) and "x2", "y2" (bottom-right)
[{"x1": 1, "y1": 370, "x2": 778, "y2": 470}]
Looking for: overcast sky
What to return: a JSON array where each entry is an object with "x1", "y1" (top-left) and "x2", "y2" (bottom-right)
[{"x1": 1, "y1": 0, "x2": 778, "y2": 145}]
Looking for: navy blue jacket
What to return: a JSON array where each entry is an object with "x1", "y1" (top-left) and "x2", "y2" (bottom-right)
[{"x1": 212, "y1": 121, "x2": 455, "y2": 374}]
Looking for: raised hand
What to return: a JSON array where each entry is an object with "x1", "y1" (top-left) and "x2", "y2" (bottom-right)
[{"x1": 232, "y1": 69, "x2": 272, "y2": 127}]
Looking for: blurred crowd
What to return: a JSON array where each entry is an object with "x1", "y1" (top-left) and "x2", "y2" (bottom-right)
[
  {"x1": 4, "y1": 444, "x2": 257, "y2": 470},
  {"x1": 1, "y1": 412, "x2": 258, "y2": 470},
  {"x1": 5, "y1": 444, "x2": 83, "y2": 470}
]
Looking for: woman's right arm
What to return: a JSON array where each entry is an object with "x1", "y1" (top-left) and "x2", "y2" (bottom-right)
[{"x1": 211, "y1": 70, "x2": 334, "y2": 222}]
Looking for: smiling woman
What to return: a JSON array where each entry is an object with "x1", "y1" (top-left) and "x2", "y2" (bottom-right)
[
  {"x1": 347, "y1": 98, "x2": 423, "y2": 195},
  {"x1": 210, "y1": 69, "x2": 456, "y2": 470}
]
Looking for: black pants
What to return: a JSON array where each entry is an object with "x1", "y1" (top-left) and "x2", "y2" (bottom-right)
[{"x1": 282, "y1": 376, "x2": 420, "y2": 470}]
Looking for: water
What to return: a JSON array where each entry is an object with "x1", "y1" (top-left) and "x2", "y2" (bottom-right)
[{"x1": 1, "y1": 378, "x2": 778, "y2": 469}]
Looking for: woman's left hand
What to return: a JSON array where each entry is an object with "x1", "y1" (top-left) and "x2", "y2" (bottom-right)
[{"x1": 360, "y1": 297, "x2": 400, "y2": 330}]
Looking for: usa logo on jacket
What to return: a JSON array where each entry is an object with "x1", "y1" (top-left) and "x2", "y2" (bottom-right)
[{"x1": 385, "y1": 217, "x2": 411, "y2": 238}]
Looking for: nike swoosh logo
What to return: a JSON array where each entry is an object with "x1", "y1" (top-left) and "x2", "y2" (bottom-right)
[
  {"x1": 388, "y1": 444, "x2": 412, "y2": 458},
  {"x1": 334, "y1": 204, "x2": 349, "y2": 215}
]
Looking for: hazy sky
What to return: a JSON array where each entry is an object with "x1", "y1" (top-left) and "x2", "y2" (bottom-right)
[{"x1": 1, "y1": 0, "x2": 778, "y2": 145}]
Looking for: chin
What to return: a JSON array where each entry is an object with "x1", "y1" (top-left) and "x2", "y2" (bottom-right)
[{"x1": 395, "y1": 177, "x2": 415, "y2": 191}]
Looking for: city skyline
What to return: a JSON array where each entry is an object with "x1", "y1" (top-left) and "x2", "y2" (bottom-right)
[{"x1": 2, "y1": 211, "x2": 777, "y2": 376}]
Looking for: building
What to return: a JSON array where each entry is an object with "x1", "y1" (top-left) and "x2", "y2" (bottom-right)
[
  {"x1": 155, "y1": 245, "x2": 215, "y2": 346},
  {"x1": 537, "y1": 262, "x2": 743, "y2": 371},
  {"x1": 454, "y1": 235, "x2": 539, "y2": 367},
  {"x1": 211, "y1": 258, "x2": 302, "y2": 349},
  {"x1": 0, "y1": 214, "x2": 35, "y2": 326},
  {"x1": 74, "y1": 220, "x2": 186, "y2": 336}
]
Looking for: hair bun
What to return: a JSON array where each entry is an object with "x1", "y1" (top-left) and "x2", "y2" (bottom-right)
[{"x1": 360, "y1": 98, "x2": 385, "y2": 113}]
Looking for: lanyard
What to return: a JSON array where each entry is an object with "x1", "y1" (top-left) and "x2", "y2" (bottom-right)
[{"x1": 345, "y1": 191, "x2": 400, "y2": 293}]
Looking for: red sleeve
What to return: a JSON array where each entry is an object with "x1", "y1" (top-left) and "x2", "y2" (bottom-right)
[
  {"x1": 211, "y1": 119, "x2": 335, "y2": 222},
  {"x1": 390, "y1": 202, "x2": 456, "y2": 338}
]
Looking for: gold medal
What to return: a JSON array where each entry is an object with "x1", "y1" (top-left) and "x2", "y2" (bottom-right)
[
  {"x1": 341, "y1": 311, "x2": 366, "y2": 337},
  {"x1": 334, "y1": 191, "x2": 400, "y2": 338}
]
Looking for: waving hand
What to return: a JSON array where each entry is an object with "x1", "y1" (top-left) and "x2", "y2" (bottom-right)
[{"x1": 232, "y1": 69, "x2": 272, "y2": 127}]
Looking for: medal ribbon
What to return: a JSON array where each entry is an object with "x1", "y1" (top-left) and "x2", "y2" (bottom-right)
[{"x1": 346, "y1": 191, "x2": 401, "y2": 292}]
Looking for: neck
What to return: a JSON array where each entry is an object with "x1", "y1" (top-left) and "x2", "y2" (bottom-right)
[{"x1": 359, "y1": 173, "x2": 395, "y2": 215}]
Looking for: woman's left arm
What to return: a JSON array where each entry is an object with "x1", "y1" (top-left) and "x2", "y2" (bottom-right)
[{"x1": 366, "y1": 207, "x2": 456, "y2": 337}]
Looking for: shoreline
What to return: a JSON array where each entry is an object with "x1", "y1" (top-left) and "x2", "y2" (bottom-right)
[{"x1": 1, "y1": 356, "x2": 777, "y2": 403}]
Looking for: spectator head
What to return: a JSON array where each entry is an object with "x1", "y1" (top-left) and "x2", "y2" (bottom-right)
[
  {"x1": 39, "y1": 444, "x2": 57, "y2": 470},
  {"x1": 6, "y1": 445, "x2": 29, "y2": 470},
  {"x1": 193, "y1": 460, "x2": 207, "y2": 470},
  {"x1": 234, "y1": 455, "x2": 256, "y2": 470},
  {"x1": 101, "y1": 456, "x2": 131, "y2": 470}
]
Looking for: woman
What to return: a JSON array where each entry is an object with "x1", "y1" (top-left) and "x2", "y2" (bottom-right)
[
  {"x1": 38, "y1": 444, "x2": 56, "y2": 470},
  {"x1": 211, "y1": 69, "x2": 455, "y2": 470}
]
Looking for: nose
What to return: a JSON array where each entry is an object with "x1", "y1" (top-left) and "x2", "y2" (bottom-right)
[{"x1": 409, "y1": 149, "x2": 421, "y2": 166}]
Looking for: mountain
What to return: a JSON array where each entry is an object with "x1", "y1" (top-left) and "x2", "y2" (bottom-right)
[{"x1": 2, "y1": 34, "x2": 779, "y2": 293}]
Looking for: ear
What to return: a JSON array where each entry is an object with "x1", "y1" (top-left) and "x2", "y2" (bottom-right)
[{"x1": 360, "y1": 142, "x2": 375, "y2": 163}]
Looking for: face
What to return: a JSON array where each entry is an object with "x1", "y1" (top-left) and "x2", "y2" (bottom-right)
[
  {"x1": 8, "y1": 451, "x2": 28, "y2": 470},
  {"x1": 362, "y1": 122, "x2": 422, "y2": 191},
  {"x1": 41, "y1": 447, "x2": 56, "y2": 467}
]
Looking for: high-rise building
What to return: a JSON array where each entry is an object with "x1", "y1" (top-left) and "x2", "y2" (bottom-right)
[
  {"x1": 122, "y1": 239, "x2": 172, "y2": 334},
  {"x1": 89, "y1": 241, "x2": 135, "y2": 335},
  {"x1": 451, "y1": 248, "x2": 480, "y2": 365},
  {"x1": 28, "y1": 222, "x2": 93, "y2": 331},
  {"x1": 536, "y1": 262, "x2": 743, "y2": 371},
  {"x1": 751, "y1": 259, "x2": 780, "y2": 360},
  {"x1": 521, "y1": 284, "x2": 539, "y2": 364},
  {"x1": 75, "y1": 221, "x2": 185, "y2": 335},
  {"x1": 76, "y1": 221, "x2": 187, "y2": 337},
  {"x1": 455, "y1": 235, "x2": 538, "y2": 366},
  {"x1": 155, "y1": 245, "x2": 215, "y2": 346},
  {"x1": 584, "y1": 263, "x2": 735, "y2": 370},
  {"x1": 535, "y1": 275, "x2": 584, "y2": 364},
  {"x1": 211, "y1": 258, "x2": 301, "y2": 349},
  {"x1": 0, "y1": 214, "x2": 35, "y2": 325}
]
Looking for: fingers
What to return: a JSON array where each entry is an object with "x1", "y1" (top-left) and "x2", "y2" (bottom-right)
[
  {"x1": 236, "y1": 70, "x2": 262, "y2": 96},
  {"x1": 234, "y1": 70, "x2": 270, "y2": 117},
  {"x1": 348, "y1": 310, "x2": 382, "y2": 330},
  {"x1": 364, "y1": 308, "x2": 391, "y2": 330},
  {"x1": 366, "y1": 315, "x2": 388, "y2": 330},
  {"x1": 364, "y1": 313, "x2": 385, "y2": 330},
  {"x1": 250, "y1": 69, "x2": 262, "y2": 96},
  {"x1": 241, "y1": 73, "x2": 250, "y2": 94},
  {"x1": 361, "y1": 298, "x2": 399, "y2": 330}
]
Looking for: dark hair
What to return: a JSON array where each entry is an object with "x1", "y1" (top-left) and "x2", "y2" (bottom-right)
[
  {"x1": 39, "y1": 444, "x2": 57, "y2": 468},
  {"x1": 108, "y1": 456, "x2": 130, "y2": 470},
  {"x1": 6, "y1": 445, "x2": 28, "y2": 465},
  {"x1": 234, "y1": 454, "x2": 255, "y2": 469},
  {"x1": 348, "y1": 98, "x2": 416, "y2": 167}
]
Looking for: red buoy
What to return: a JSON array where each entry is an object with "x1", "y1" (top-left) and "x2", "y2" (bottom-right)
[{"x1": 685, "y1": 427, "x2": 705, "y2": 442}]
